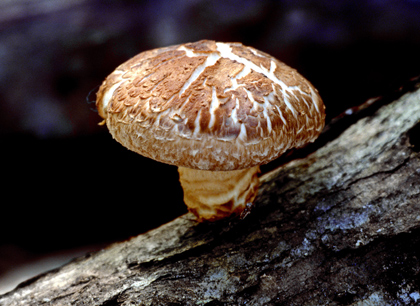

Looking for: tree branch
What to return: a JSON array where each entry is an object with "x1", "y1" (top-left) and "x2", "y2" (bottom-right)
[{"x1": 2, "y1": 88, "x2": 420, "y2": 305}]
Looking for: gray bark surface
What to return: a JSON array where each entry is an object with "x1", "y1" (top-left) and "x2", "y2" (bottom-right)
[{"x1": 1, "y1": 88, "x2": 420, "y2": 305}]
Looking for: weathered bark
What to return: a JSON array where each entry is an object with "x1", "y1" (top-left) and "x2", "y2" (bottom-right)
[{"x1": 1, "y1": 88, "x2": 420, "y2": 305}]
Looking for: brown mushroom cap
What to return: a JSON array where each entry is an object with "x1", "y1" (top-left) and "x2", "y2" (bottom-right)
[{"x1": 96, "y1": 40, "x2": 325, "y2": 171}]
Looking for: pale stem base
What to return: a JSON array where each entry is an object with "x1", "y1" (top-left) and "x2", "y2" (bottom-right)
[{"x1": 178, "y1": 166, "x2": 260, "y2": 222}]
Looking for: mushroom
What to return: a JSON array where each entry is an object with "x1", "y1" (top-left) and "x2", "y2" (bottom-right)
[{"x1": 96, "y1": 40, "x2": 325, "y2": 222}]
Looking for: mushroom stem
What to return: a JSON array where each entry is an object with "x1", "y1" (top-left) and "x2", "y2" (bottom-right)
[{"x1": 178, "y1": 166, "x2": 260, "y2": 222}]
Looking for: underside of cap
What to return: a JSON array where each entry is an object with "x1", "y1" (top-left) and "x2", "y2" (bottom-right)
[{"x1": 96, "y1": 40, "x2": 325, "y2": 171}]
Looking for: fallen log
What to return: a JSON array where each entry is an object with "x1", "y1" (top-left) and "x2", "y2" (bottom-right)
[{"x1": 1, "y1": 86, "x2": 420, "y2": 305}]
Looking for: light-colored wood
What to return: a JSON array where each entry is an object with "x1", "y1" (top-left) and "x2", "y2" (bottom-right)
[{"x1": 2, "y1": 88, "x2": 420, "y2": 305}]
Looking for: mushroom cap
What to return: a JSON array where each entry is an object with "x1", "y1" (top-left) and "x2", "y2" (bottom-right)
[{"x1": 96, "y1": 40, "x2": 325, "y2": 171}]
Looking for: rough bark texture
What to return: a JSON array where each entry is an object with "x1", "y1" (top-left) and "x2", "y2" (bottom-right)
[{"x1": 1, "y1": 88, "x2": 420, "y2": 305}]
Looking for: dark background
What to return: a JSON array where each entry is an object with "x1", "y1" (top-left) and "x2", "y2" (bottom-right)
[{"x1": 1, "y1": 0, "x2": 420, "y2": 288}]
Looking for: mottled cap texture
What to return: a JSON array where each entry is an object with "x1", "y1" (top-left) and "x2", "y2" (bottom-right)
[{"x1": 96, "y1": 40, "x2": 325, "y2": 171}]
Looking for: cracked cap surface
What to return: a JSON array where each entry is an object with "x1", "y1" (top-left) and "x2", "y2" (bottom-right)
[{"x1": 96, "y1": 40, "x2": 325, "y2": 170}]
